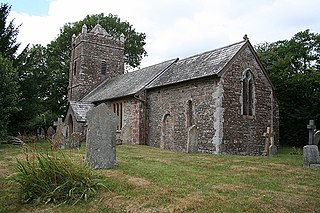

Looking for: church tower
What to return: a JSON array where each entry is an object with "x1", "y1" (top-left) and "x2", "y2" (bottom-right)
[{"x1": 68, "y1": 24, "x2": 125, "y2": 101}]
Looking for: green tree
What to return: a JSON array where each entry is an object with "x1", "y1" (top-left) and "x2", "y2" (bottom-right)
[
  {"x1": 0, "y1": 3, "x2": 20, "y2": 60},
  {"x1": 0, "y1": 56, "x2": 18, "y2": 137},
  {"x1": 0, "y1": 3, "x2": 21, "y2": 137},
  {"x1": 46, "y1": 13, "x2": 147, "y2": 117},
  {"x1": 9, "y1": 45, "x2": 57, "y2": 135},
  {"x1": 256, "y1": 30, "x2": 320, "y2": 146}
]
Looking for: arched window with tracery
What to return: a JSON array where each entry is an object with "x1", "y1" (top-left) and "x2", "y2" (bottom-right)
[{"x1": 242, "y1": 70, "x2": 255, "y2": 116}]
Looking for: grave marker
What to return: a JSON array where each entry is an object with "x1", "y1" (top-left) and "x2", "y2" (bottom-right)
[
  {"x1": 263, "y1": 127, "x2": 276, "y2": 156},
  {"x1": 187, "y1": 125, "x2": 199, "y2": 153},
  {"x1": 51, "y1": 118, "x2": 64, "y2": 150},
  {"x1": 86, "y1": 103, "x2": 117, "y2": 169}
]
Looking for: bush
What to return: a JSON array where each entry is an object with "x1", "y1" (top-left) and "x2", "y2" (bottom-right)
[{"x1": 9, "y1": 150, "x2": 106, "y2": 205}]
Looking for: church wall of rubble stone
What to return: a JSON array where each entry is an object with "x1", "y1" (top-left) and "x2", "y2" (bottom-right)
[
  {"x1": 220, "y1": 46, "x2": 279, "y2": 155},
  {"x1": 146, "y1": 77, "x2": 220, "y2": 153}
]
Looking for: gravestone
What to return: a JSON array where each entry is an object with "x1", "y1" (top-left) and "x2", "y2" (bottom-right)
[
  {"x1": 187, "y1": 125, "x2": 199, "y2": 153},
  {"x1": 86, "y1": 103, "x2": 117, "y2": 169},
  {"x1": 70, "y1": 132, "x2": 82, "y2": 148},
  {"x1": 51, "y1": 118, "x2": 64, "y2": 150},
  {"x1": 46, "y1": 126, "x2": 55, "y2": 139},
  {"x1": 263, "y1": 127, "x2": 276, "y2": 156},
  {"x1": 37, "y1": 127, "x2": 46, "y2": 140},
  {"x1": 303, "y1": 120, "x2": 320, "y2": 169},
  {"x1": 303, "y1": 145, "x2": 320, "y2": 168}
]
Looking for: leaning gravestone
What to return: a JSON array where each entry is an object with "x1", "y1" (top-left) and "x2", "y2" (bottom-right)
[
  {"x1": 187, "y1": 125, "x2": 199, "y2": 153},
  {"x1": 86, "y1": 103, "x2": 117, "y2": 169}
]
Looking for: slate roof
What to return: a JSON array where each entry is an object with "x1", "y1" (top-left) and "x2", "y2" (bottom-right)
[
  {"x1": 82, "y1": 40, "x2": 246, "y2": 103},
  {"x1": 146, "y1": 40, "x2": 245, "y2": 89},
  {"x1": 70, "y1": 101, "x2": 94, "y2": 122},
  {"x1": 82, "y1": 59, "x2": 177, "y2": 102}
]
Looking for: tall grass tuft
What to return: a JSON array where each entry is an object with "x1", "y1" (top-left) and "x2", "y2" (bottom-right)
[{"x1": 9, "y1": 150, "x2": 106, "y2": 205}]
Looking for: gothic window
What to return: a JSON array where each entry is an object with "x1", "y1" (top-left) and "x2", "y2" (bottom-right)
[
  {"x1": 101, "y1": 60, "x2": 107, "y2": 75},
  {"x1": 186, "y1": 99, "x2": 193, "y2": 127},
  {"x1": 112, "y1": 102, "x2": 123, "y2": 130},
  {"x1": 73, "y1": 61, "x2": 77, "y2": 75},
  {"x1": 242, "y1": 70, "x2": 254, "y2": 116}
]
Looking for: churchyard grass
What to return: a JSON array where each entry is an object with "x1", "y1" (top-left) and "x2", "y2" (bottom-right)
[{"x1": 0, "y1": 142, "x2": 319, "y2": 212}]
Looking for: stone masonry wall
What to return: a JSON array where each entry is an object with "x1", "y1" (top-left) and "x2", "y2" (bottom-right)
[
  {"x1": 146, "y1": 78, "x2": 220, "y2": 153},
  {"x1": 221, "y1": 46, "x2": 279, "y2": 155},
  {"x1": 102, "y1": 97, "x2": 145, "y2": 145},
  {"x1": 121, "y1": 97, "x2": 145, "y2": 145}
]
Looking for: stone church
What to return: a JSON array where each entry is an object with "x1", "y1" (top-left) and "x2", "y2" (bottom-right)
[{"x1": 65, "y1": 23, "x2": 279, "y2": 155}]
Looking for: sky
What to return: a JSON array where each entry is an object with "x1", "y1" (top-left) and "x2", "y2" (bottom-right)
[{"x1": 6, "y1": 0, "x2": 320, "y2": 68}]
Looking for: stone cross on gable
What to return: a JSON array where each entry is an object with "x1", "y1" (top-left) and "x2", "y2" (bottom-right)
[
  {"x1": 307, "y1": 120, "x2": 316, "y2": 145},
  {"x1": 53, "y1": 117, "x2": 63, "y2": 127}
]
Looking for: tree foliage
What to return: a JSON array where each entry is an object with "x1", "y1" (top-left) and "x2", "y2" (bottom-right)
[
  {"x1": 0, "y1": 3, "x2": 20, "y2": 137},
  {"x1": 0, "y1": 3, "x2": 20, "y2": 60},
  {"x1": 0, "y1": 56, "x2": 18, "y2": 137},
  {"x1": 256, "y1": 30, "x2": 320, "y2": 146}
]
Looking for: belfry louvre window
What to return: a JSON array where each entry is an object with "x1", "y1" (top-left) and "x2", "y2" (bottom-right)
[
  {"x1": 242, "y1": 70, "x2": 254, "y2": 116},
  {"x1": 112, "y1": 102, "x2": 123, "y2": 130},
  {"x1": 101, "y1": 60, "x2": 107, "y2": 75}
]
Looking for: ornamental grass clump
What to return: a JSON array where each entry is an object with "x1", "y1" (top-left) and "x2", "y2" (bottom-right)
[{"x1": 10, "y1": 150, "x2": 105, "y2": 205}]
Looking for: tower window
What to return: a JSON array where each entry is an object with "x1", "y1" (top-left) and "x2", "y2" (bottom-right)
[
  {"x1": 242, "y1": 70, "x2": 255, "y2": 116},
  {"x1": 73, "y1": 61, "x2": 77, "y2": 75},
  {"x1": 101, "y1": 60, "x2": 107, "y2": 75}
]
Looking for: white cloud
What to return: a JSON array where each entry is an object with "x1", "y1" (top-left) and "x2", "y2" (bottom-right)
[{"x1": 9, "y1": 0, "x2": 320, "y2": 68}]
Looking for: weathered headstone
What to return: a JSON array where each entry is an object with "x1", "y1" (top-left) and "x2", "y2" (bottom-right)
[
  {"x1": 70, "y1": 132, "x2": 82, "y2": 148},
  {"x1": 303, "y1": 145, "x2": 320, "y2": 168},
  {"x1": 46, "y1": 126, "x2": 56, "y2": 139},
  {"x1": 187, "y1": 125, "x2": 199, "y2": 153},
  {"x1": 51, "y1": 118, "x2": 64, "y2": 150},
  {"x1": 37, "y1": 127, "x2": 46, "y2": 140},
  {"x1": 86, "y1": 103, "x2": 117, "y2": 169}
]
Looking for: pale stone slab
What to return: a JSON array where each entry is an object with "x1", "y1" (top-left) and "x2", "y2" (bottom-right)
[
  {"x1": 187, "y1": 125, "x2": 199, "y2": 153},
  {"x1": 303, "y1": 145, "x2": 320, "y2": 168},
  {"x1": 86, "y1": 103, "x2": 117, "y2": 169}
]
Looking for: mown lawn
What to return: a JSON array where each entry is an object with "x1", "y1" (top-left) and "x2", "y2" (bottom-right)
[{"x1": 0, "y1": 141, "x2": 319, "y2": 212}]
